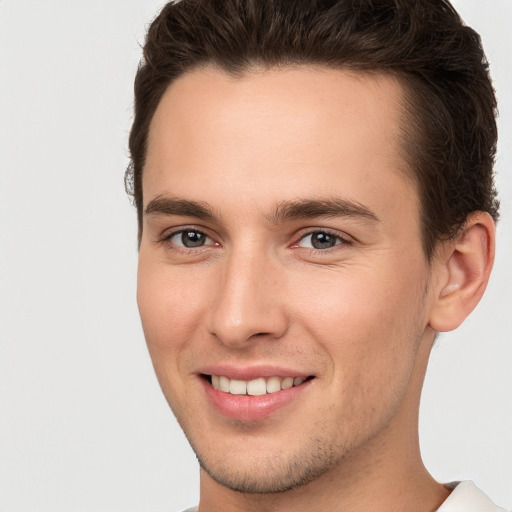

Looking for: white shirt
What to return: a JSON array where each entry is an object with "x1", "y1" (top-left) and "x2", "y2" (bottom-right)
[{"x1": 437, "y1": 481, "x2": 507, "y2": 512}]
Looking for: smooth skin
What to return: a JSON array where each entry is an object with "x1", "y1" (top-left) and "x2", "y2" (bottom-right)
[{"x1": 137, "y1": 66, "x2": 495, "y2": 512}]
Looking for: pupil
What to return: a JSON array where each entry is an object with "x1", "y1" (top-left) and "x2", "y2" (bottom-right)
[
  {"x1": 312, "y1": 232, "x2": 336, "y2": 249},
  {"x1": 182, "y1": 231, "x2": 205, "y2": 247}
]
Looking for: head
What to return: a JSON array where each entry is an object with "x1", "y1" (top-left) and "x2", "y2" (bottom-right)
[
  {"x1": 128, "y1": 0, "x2": 498, "y2": 503},
  {"x1": 127, "y1": 0, "x2": 499, "y2": 260}
]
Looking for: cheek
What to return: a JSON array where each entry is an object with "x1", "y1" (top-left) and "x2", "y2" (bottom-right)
[
  {"x1": 293, "y1": 264, "x2": 427, "y2": 401},
  {"x1": 136, "y1": 260, "x2": 210, "y2": 423},
  {"x1": 297, "y1": 265, "x2": 424, "y2": 337},
  {"x1": 136, "y1": 258, "x2": 206, "y2": 371}
]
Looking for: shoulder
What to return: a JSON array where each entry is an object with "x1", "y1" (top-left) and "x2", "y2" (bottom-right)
[{"x1": 437, "y1": 482, "x2": 508, "y2": 512}]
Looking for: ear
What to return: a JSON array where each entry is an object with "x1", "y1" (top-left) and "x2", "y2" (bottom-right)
[{"x1": 428, "y1": 212, "x2": 496, "y2": 332}]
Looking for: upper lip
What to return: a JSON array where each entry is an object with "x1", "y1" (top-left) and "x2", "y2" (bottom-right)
[{"x1": 197, "y1": 364, "x2": 313, "y2": 381}]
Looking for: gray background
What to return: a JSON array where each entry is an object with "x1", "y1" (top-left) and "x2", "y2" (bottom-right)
[{"x1": 0, "y1": 1, "x2": 510, "y2": 510}]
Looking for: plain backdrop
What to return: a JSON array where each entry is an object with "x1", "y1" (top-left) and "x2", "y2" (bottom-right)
[{"x1": 0, "y1": 1, "x2": 510, "y2": 511}]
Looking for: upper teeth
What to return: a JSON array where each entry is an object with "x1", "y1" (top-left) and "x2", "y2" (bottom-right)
[{"x1": 211, "y1": 375, "x2": 306, "y2": 396}]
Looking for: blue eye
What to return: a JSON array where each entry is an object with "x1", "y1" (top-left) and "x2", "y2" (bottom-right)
[
  {"x1": 298, "y1": 231, "x2": 342, "y2": 250},
  {"x1": 169, "y1": 230, "x2": 211, "y2": 248}
]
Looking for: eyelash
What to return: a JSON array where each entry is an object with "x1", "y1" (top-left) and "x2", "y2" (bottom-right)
[
  {"x1": 292, "y1": 229, "x2": 352, "y2": 252},
  {"x1": 160, "y1": 227, "x2": 352, "y2": 255},
  {"x1": 160, "y1": 228, "x2": 217, "y2": 251}
]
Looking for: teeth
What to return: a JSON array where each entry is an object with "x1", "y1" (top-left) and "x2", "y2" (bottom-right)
[
  {"x1": 229, "y1": 379, "x2": 247, "y2": 395},
  {"x1": 281, "y1": 377, "x2": 293, "y2": 389},
  {"x1": 266, "y1": 376, "x2": 281, "y2": 393},
  {"x1": 210, "y1": 375, "x2": 308, "y2": 395},
  {"x1": 247, "y1": 378, "x2": 267, "y2": 396},
  {"x1": 219, "y1": 376, "x2": 230, "y2": 392}
]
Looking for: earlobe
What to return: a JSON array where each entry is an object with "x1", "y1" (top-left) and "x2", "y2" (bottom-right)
[{"x1": 428, "y1": 212, "x2": 495, "y2": 333}]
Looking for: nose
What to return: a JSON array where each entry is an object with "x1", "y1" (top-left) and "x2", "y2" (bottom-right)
[{"x1": 207, "y1": 248, "x2": 289, "y2": 348}]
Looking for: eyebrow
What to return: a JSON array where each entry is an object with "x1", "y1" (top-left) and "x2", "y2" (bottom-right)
[
  {"x1": 145, "y1": 196, "x2": 218, "y2": 220},
  {"x1": 268, "y1": 198, "x2": 380, "y2": 224},
  {"x1": 144, "y1": 195, "x2": 379, "y2": 224}
]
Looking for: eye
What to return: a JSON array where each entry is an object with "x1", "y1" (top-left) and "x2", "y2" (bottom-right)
[
  {"x1": 297, "y1": 231, "x2": 345, "y2": 250},
  {"x1": 167, "y1": 229, "x2": 213, "y2": 248}
]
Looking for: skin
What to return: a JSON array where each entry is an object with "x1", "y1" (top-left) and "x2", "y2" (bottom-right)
[{"x1": 137, "y1": 66, "x2": 494, "y2": 511}]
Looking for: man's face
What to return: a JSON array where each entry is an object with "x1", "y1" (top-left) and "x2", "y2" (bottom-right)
[{"x1": 137, "y1": 67, "x2": 438, "y2": 493}]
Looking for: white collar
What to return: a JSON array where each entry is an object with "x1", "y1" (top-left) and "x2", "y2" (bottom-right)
[{"x1": 437, "y1": 481, "x2": 507, "y2": 512}]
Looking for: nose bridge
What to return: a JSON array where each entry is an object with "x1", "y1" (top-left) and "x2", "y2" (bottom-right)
[{"x1": 208, "y1": 243, "x2": 287, "y2": 347}]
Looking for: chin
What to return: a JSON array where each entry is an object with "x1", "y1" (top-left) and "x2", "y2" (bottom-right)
[{"x1": 190, "y1": 434, "x2": 345, "y2": 495}]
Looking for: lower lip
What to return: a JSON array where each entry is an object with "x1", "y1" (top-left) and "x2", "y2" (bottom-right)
[{"x1": 201, "y1": 378, "x2": 312, "y2": 422}]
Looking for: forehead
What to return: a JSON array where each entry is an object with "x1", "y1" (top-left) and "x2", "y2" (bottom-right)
[{"x1": 143, "y1": 66, "x2": 414, "y2": 219}]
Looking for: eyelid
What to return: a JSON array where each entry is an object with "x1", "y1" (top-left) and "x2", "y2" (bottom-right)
[
  {"x1": 291, "y1": 228, "x2": 353, "y2": 250},
  {"x1": 160, "y1": 225, "x2": 219, "y2": 247},
  {"x1": 158, "y1": 225, "x2": 353, "y2": 251}
]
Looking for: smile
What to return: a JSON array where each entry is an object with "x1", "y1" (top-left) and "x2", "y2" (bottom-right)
[
  {"x1": 209, "y1": 375, "x2": 309, "y2": 396},
  {"x1": 201, "y1": 371, "x2": 315, "y2": 421}
]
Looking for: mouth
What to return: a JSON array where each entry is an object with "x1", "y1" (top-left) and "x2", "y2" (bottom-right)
[{"x1": 202, "y1": 374, "x2": 315, "y2": 396}]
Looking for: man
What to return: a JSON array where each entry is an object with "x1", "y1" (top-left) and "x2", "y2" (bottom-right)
[{"x1": 125, "y1": 0, "x2": 506, "y2": 510}]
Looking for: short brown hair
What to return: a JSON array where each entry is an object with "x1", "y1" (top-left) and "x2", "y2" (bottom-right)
[{"x1": 126, "y1": 0, "x2": 499, "y2": 259}]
